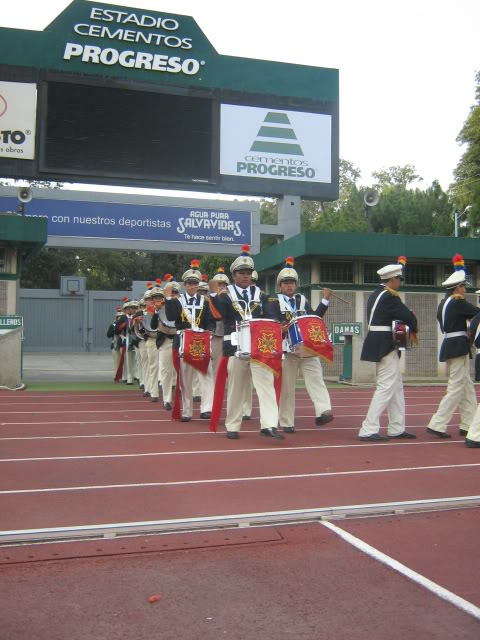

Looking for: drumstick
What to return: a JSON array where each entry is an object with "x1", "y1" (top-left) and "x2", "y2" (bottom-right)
[{"x1": 312, "y1": 284, "x2": 349, "y2": 304}]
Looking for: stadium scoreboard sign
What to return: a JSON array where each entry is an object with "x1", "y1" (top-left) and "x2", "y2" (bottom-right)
[{"x1": 0, "y1": 0, "x2": 339, "y2": 200}]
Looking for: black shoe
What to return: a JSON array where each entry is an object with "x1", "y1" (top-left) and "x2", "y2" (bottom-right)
[
  {"x1": 389, "y1": 431, "x2": 416, "y2": 439},
  {"x1": 126, "y1": 382, "x2": 133, "y2": 385},
  {"x1": 426, "y1": 427, "x2": 451, "y2": 439},
  {"x1": 242, "y1": 415, "x2": 251, "y2": 421},
  {"x1": 122, "y1": 380, "x2": 128, "y2": 384},
  {"x1": 283, "y1": 426, "x2": 295, "y2": 433},
  {"x1": 227, "y1": 431, "x2": 239, "y2": 439},
  {"x1": 134, "y1": 378, "x2": 139, "y2": 383},
  {"x1": 465, "y1": 438, "x2": 480, "y2": 448},
  {"x1": 151, "y1": 397, "x2": 158, "y2": 403},
  {"x1": 200, "y1": 412, "x2": 211, "y2": 419},
  {"x1": 359, "y1": 433, "x2": 389, "y2": 442},
  {"x1": 260, "y1": 428, "x2": 285, "y2": 440},
  {"x1": 143, "y1": 391, "x2": 150, "y2": 397},
  {"x1": 181, "y1": 416, "x2": 192, "y2": 422},
  {"x1": 164, "y1": 402, "x2": 172, "y2": 411},
  {"x1": 193, "y1": 396, "x2": 201, "y2": 402},
  {"x1": 315, "y1": 412, "x2": 334, "y2": 426},
  {"x1": 459, "y1": 428, "x2": 468, "y2": 436}
]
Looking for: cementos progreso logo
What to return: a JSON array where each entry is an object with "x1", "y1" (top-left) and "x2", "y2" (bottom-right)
[{"x1": 0, "y1": 95, "x2": 7, "y2": 118}]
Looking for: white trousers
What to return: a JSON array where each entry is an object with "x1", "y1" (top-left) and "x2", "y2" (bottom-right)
[
  {"x1": 466, "y1": 404, "x2": 480, "y2": 442},
  {"x1": 124, "y1": 349, "x2": 135, "y2": 384},
  {"x1": 158, "y1": 339, "x2": 175, "y2": 403},
  {"x1": 179, "y1": 360, "x2": 214, "y2": 418},
  {"x1": 242, "y1": 375, "x2": 253, "y2": 417},
  {"x1": 145, "y1": 338, "x2": 159, "y2": 398},
  {"x1": 359, "y1": 350, "x2": 405, "y2": 437},
  {"x1": 226, "y1": 358, "x2": 278, "y2": 432},
  {"x1": 112, "y1": 348, "x2": 120, "y2": 379},
  {"x1": 137, "y1": 339, "x2": 148, "y2": 387},
  {"x1": 279, "y1": 354, "x2": 331, "y2": 428},
  {"x1": 427, "y1": 355, "x2": 477, "y2": 434}
]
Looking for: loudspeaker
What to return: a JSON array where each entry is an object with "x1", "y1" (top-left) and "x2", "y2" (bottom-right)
[
  {"x1": 17, "y1": 187, "x2": 33, "y2": 203},
  {"x1": 364, "y1": 190, "x2": 379, "y2": 207}
]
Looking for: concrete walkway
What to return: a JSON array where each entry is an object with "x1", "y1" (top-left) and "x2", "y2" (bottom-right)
[{"x1": 23, "y1": 352, "x2": 113, "y2": 382}]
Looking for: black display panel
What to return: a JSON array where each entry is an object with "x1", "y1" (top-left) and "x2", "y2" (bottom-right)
[{"x1": 41, "y1": 82, "x2": 214, "y2": 183}]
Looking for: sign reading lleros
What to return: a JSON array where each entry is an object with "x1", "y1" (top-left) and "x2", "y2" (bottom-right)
[
  {"x1": 0, "y1": 316, "x2": 23, "y2": 335},
  {"x1": 220, "y1": 105, "x2": 332, "y2": 184},
  {"x1": 0, "y1": 197, "x2": 251, "y2": 246},
  {"x1": 0, "y1": 82, "x2": 37, "y2": 160},
  {"x1": 332, "y1": 322, "x2": 362, "y2": 345}
]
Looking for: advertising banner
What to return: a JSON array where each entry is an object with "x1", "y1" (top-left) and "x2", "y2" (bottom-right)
[
  {"x1": 0, "y1": 81, "x2": 37, "y2": 160},
  {"x1": 220, "y1": 105, "x2": 332, "y2": 184},
  {"x1": 0, "y1": 196, "x2": 251, "y2": 246}
]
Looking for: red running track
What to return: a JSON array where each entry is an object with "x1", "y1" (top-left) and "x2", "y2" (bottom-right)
[{"x1": 0, "y1": 387, "x2": 479, "y2": 533}]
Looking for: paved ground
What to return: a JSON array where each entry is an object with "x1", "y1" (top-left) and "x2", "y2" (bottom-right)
[{"x1": 23, "y1": 352, "x2": 113, "y2": 382}]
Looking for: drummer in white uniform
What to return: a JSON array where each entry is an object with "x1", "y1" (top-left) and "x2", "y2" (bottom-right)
[{"x1": 267, "y1": 257, "x2": 333, "y2": 432}]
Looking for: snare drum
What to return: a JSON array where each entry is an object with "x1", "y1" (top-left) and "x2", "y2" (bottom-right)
[
  {"x1": 286, "y1": 318, "x2": 303, "y2": 353},
  {"x1": 392, "y1": 321, "x2": 411, "y2": 350},
  {"x1": 234, "y1": 318, "x2": 282, "y2": 361}
]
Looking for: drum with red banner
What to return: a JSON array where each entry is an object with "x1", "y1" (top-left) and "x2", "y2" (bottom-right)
[
  {"x1": 248, "y1": 318, "x2": 282, "y2": 378},
  {"x1": 290, "y1": 315, "x2": 333, "y2": 362},
  {"x1": 180, "y1": 328, "x2": 211, "y2": 374},
  {"x1": 392, "y1": 321, "x2": 411, "y2": 351}
]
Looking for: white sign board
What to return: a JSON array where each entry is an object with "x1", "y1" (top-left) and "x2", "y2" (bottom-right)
[
  {"x1": 220, "y1": 104, "x2": 331, "y2": 184},
  {"x1": 0, "y1": 81, "x2": 37, "y2": 160}
]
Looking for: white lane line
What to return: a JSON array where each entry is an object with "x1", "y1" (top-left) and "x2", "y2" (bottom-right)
[
  {"x1": 2, "y1": 462, "x2": 479, "y2": 494},
  {"x1": 0, "y1": 439, "x2": 464, "y2": 462},
  {"x1": 0, "y1": 423, "x2": 461, "y2": 440},
  {"x1": 321, "y1": 520, "x2": 480, "y2": 621}
]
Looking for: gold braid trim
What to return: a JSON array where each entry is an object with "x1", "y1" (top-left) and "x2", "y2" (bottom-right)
[
  {"x1": 451, "y1": 294, "x2": 465, "y2": 300},
  {"x1": 384, "y1": 286, "x2": 399, "y2": 297},
  {"x1": 181, "y1": 306, "x2": 204, "y2": 327}
]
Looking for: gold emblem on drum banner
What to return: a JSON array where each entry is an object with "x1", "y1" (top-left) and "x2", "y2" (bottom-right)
[
  {"x1": 188, "y1": 338, "x2": 207, "y2": 360},
  {"x1": 308, "y1": 323, "x2": 326, "y2": 344},
  {"x1": 257, "y1": 331, "x2": 278, "y2": 354}
]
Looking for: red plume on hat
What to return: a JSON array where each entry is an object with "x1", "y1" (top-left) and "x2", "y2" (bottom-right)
[
  {"x1": 397, "y1": 256, "x2": 407, "y2": 266},
  {"x1": 116, "y1": 306, "x2": 121, "y2": 312},
  {"x1": 201, "y1": 273, "x2": 208, "y2": 282},
  {"x1": 145, "y1": 282, "x2": 153, "y2": 291},
  {"x1": 191, "y1": 258, "x2": 200, "y2": 269},
  {"x1": 122, "y1": 295, "x2": 129, "y2": 302},
  {"x1": 155, "y1": 278, "x2": 162, "y2": 286},
  {"x1": 164, "y1": 273, "x2": 173, "y2": 283},
  {"x1": 452, "y1": 253, "x2": 465, "y2": 271},
  {"x1": 240, "y1": 244, "x2": 251, "y2": 256},
  {"x1": 285, "y1": 256, "x2": 294, "y2": 268},
  {"x1": 217, "y1": 266, "x2": 225, "y2": 274}
]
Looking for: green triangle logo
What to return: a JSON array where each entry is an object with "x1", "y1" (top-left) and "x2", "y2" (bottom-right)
[{"x1": 250, "y1": 112, "x2": 304, "y2": 156}]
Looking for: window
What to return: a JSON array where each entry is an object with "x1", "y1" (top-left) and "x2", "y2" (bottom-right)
[
  {"x1": 364, "y1": 263, "x2": 384, "y2": 284},
  {"x1": 319, "y1": 261, "x2": 353, "y2": 284},
  {"x1": 404, "y1": 264, "x2": 435, "y2": 286}
]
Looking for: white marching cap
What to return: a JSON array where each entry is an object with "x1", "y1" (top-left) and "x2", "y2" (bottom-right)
[
  {"x1": 251, "y1": 270, "x2": 258, "y2": 282},
  {"x1": 475, "y1": 289, "x2": 480, "y2": 294},
  {"x1": 442, "y1": 270, "x2": 466, "y2": 288},
  {"x1": 377, "y1": 264, "x2": 403, "y2": 280}
]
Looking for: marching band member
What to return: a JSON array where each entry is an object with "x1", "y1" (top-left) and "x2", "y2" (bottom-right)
[
  {"x1": 208, "y1": 267, "x2": 229, "y2": 380},
  {"x1": 114, "y1": 297, "x2": 138, "y2": 384},
  {"x1": 150, "y1": 274, "x2": 178, "y2": 411},
  {"x1": 210, "y1": 245, "x2": 284, "y2": 440},
  {"x1": 465, "y1": 310, "x2": 480, "y2": 448},
  {"x1": 132, "y1": 298, "x2": 148, "y2": 391},
  {"x1": 267, "y1": 257, "x2": 333, "y2": 433},
  {"x1": 107, "y1": 306, "x2": 123, "y2": 381},
  {"x1": 165, "y1": 259, "x2": 215, "y2": 422},
  {"x1": 143, "y1": 279, "x2": 164, "y2": 403},
  {"x1": 358, "y1": 261, "x2": 418, "y2": 441},
  {"x1": 426, "y1": 255, "x2": 480, "y2": 439},
  {"x1": 475, "y1": 289, "x2": 480, "y2": 383},
  {"x1": 241, "y1": 270, "x2": 259, "y2": 420}
]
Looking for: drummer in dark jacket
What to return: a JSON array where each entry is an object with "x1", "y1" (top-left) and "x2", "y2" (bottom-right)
[
  {"x1": 465, "y1": 311, "x2": 480, "y2": 448},
  {"x1": 426, "y1": 255, "x2": 480, "y2": 439},
  {"x1": 359, "y1": 261, "x2": 418, "y2": 441}
]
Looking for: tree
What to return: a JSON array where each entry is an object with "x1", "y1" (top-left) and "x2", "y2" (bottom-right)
[
  {"x1": 452, "y1": 70, "x2": 480, "y2": 233},
  {"x1": 372, "y1": 164, "x2": 422, "y2": 190}
]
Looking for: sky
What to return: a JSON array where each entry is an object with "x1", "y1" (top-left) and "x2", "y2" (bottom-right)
[{"x1": 1, "y1": 0, "x2": 479, "y2": 199}]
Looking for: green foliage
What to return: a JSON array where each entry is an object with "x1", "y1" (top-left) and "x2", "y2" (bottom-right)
[{"x1": 372, "y1": 164, "x2": 422, "y2": 190}]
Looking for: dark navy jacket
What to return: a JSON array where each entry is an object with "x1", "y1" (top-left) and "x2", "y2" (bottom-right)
[
  {"x1": 437, "y1": 294, "x2": 480, "y2": 362},
  {"x1": 361, "y1": 286, "x2": 418, "y2": 363}
]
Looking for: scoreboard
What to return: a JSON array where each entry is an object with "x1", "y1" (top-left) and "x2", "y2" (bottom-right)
[{"x1": 0, "y1": 0, "x2": 339, "y2": 200}]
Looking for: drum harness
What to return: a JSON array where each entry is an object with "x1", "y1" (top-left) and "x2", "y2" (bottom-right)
[
  {"x1": 223, "y1": 285, "x2": 262, "y2": 343},
  {"x1": 178, "y1": 293, "x2": 205, "y2": 331},
  {"x1": 278, "y1": 294, "x2": 307, "y2": 353}
]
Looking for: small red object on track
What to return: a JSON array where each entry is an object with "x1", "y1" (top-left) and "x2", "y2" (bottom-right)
[{"x1": 147, "y1": 594, "x2": 162, "y2": 603}]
